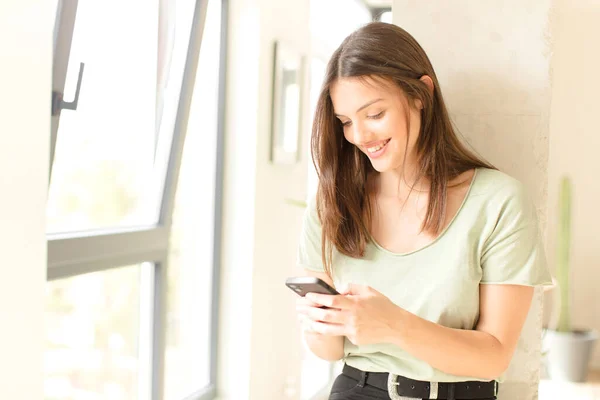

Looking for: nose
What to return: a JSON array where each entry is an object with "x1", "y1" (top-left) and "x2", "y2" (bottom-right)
[{"x1": 349, "y1": 121, "x2": 374, "y2": 146}]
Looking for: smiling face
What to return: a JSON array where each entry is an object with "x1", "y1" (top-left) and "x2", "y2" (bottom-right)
[{"x1": 330, "y1": 76, "x2": 423, "y2": 173}]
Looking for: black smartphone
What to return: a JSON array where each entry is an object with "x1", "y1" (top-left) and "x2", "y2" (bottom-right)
[{"x1": 285, "y1": 276, "x2": 339, "y2": 297}]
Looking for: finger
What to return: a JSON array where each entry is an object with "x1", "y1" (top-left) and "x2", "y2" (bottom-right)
[
  {"x1": 296, "y1": 300, "x2": 325, "y2": 315},
  {"x1": 303, "y1": 306, "x2": 346, "y2": 324},
  {"x1": 296, "y1": 296, "x2": 321, "y2": 308},
  {"x1": 339, "y1": 283, "x2": 369, "y2": 296},
  {"x1": 298, "y1": 315, "x2": 315, "y2": 332},
  {"x1": 299, "y1": 315, "x2": 333, "y2": 336},
  {"x1": 337, "y1": 283, "x2": 351, "y2": 295},
  {"x1": 296, "y1": 304, "x2": 325, "y2": 318},
  {"x1": 296, "y1": 304, "x2": 315, "y2": 316},
  {"x1": 305, "y1": 293, "x2": 351, "y2": 309},
  {"x1": 308, "y1": 320, "x2": 347, "y2": 336}
]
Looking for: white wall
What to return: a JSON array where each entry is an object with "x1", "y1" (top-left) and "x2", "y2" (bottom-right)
[
  {"x1": 217, "y1": 0, "x2": 260, "y2": 398},
  {"x1": 248, "y1": 0, "x2": 311, "y2": 397},
  {"x1": 0, "y1": 0, "x2": 51, "y2": 398},
  {"x1": 545, "y1": 0, "x2": 600, "y2": 368},
  {"x1": 218, "y1": 0, "x2": 309, "y2": 398}
]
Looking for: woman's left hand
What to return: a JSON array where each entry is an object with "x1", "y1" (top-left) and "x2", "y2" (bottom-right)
[{"x1": 296, "y1": 283, "x2": 404, "y2": 346}]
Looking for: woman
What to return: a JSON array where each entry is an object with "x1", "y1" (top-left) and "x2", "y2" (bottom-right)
[{"x1": 295, "y1": 22, "x2": 552, "y2": 400}]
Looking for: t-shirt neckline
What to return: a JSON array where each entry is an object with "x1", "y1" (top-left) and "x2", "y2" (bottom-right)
[{"x1": 369, "y1": 168, "x2": 480, "y2": 257}]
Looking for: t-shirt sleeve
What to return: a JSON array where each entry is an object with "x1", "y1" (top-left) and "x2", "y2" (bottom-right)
[
  {"x1": 480, "y1": 182, "x2": 554, "y2": 286},
  {"x1": 296, "y1": 196, "x2": 326, "y2": 273}
]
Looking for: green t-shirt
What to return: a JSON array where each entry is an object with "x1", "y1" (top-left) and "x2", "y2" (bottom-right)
[{"x1": 296, "y1": 167, "x2": 553, "y2": 383}]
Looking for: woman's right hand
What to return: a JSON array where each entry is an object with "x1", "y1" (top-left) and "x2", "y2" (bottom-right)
[
  {"x1": 295, "y1": 272, "x2": 345, "y2": 361},
  {"x1": 296, "y1": 295, "x2": 326, "y2": 334},
  {"x1": 297, "y1": 293, "x2": 345, "y2": 360}
]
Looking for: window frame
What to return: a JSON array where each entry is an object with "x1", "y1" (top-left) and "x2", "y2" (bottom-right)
[{"x1": 48, "y1": 0, "x2": 228, "y2": 399}]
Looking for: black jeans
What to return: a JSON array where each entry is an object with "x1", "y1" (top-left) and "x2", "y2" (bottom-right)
[
  {"x1": 328, "y1": 372, "x2": 498, "y2": 400},
  {"x1": 329, "y1": 372, "x2": 389, "y2": 399}
]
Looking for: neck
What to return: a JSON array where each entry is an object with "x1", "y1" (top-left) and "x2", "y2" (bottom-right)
[{"x1": 373, "y1": 162, "x2": 430, "y2": 199}]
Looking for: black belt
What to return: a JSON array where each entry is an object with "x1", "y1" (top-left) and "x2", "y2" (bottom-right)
[{"x1": 342, "y1": 364, "x2": 497, "y2": 400}]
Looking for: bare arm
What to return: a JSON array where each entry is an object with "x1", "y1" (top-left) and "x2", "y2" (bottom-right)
[
  {"x1": 303, "y1": 283, "x2": 534, "y2": 379},
  {"x1": 385, "y1": 284, "x2": 534, "y2": 379}
]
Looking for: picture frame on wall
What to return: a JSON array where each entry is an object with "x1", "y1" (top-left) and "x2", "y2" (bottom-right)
[{"x1": 270, "y1": 40, "x2": 304, "y2": 165}]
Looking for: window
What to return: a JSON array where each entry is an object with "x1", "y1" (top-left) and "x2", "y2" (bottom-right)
[
  {"x1": 48, "y1": 0, "x2": 164, "y2": 233},
  {"x1": 47, "y1": 0, "x2": 227, "y2": 399},
  {"x1": 163, "y1": 0, "x2": 223, "y2": 398},
  {"x1": 45, "y1": 264, "x2": 153, "y2": 400}
]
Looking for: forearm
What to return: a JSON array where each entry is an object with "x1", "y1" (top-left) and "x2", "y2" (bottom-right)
[
  {"x1": 386, "y1": 309, "x2": 508, "y2": 380},
  {"x1": 304, "y1": 331, "x2": 345, "y2": 361}
]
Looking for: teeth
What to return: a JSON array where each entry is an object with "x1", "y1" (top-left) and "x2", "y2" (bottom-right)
[{"x1": 367, "y1": 139, "x2": 389, "y2": 153}]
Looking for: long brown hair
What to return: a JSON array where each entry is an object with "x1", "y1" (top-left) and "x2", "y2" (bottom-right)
[{"x1": 311, "y1": 22, "x2": 495, "y2": 276}]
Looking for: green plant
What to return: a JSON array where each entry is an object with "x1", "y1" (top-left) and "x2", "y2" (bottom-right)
[{"x1": 556, "y1": 176, "x2": 572, "y2": 333}]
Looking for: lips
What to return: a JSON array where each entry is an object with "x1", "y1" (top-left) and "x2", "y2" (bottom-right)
[{"x1": 366, "y1": 138, "x2": 391, "y2": 153}]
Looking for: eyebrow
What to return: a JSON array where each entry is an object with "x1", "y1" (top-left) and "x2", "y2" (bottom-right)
[{"x1": 334, "y1": 98, "x2": 383, "y2": 118}]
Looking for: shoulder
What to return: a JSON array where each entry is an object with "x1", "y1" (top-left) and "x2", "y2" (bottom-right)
[
  {"x1": 306, "y1": 192, "x2": 319, "y2": 215},
  {"x1": 472, "y1": 168, "x2": 531, "y2": 203},
  {"x1": 471, "y1": 168, "x2": 536, "y2": 222},
  {"x1": 303, "y1": 193, "x2": 321, "y2": 227}
]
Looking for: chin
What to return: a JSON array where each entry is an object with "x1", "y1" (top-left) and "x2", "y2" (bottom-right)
[
  {"x1": 369, "y1": 159, "x2": 392, "y2": 173},
  {"x1": 368, "y1": 155, "x2": 405, "y2": 173}
]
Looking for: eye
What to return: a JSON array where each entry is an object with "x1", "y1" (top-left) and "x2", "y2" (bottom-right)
[
  {"x1": 341, "y1": 120, "x2": 352, "y2": 127},
  {"x1": 367, "y1": 111, "x2": 384, "y2": 119}
]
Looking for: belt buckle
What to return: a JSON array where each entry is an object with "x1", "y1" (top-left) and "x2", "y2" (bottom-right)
[
  {"x1": 386, "y1": 373, "x2": 405, "y2": 400},
  {"x1": 387, "y1": 373, "x2": 439, "y2": 400}
]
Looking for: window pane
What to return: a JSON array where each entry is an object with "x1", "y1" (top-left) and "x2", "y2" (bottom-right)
[
  {"x1": 163, "y1": 0, "x2": 222, "y2": 398},
  {"x1": 44, "y1": 264, "x2": 153, "y2": 400},
  {"x1": 48, "y1": 0, "x2": 194, "y2": 234}
]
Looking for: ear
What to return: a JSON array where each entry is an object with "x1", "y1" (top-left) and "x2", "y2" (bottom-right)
[
  {"x1": 419, "y1": 75, "x2": 434, "y2": 94},
  {"x1": 415, "y1": 75, "x2": 435, "y2": 110}
]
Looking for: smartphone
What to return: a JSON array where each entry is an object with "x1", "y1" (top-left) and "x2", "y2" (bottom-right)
[{"x1": 285, "y1": 276, "x2": 339, "y2": 297}]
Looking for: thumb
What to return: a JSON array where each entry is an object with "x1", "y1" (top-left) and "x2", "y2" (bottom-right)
[{"x1": 339, "y1": 283, "x2": 369, "y2": 296}]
